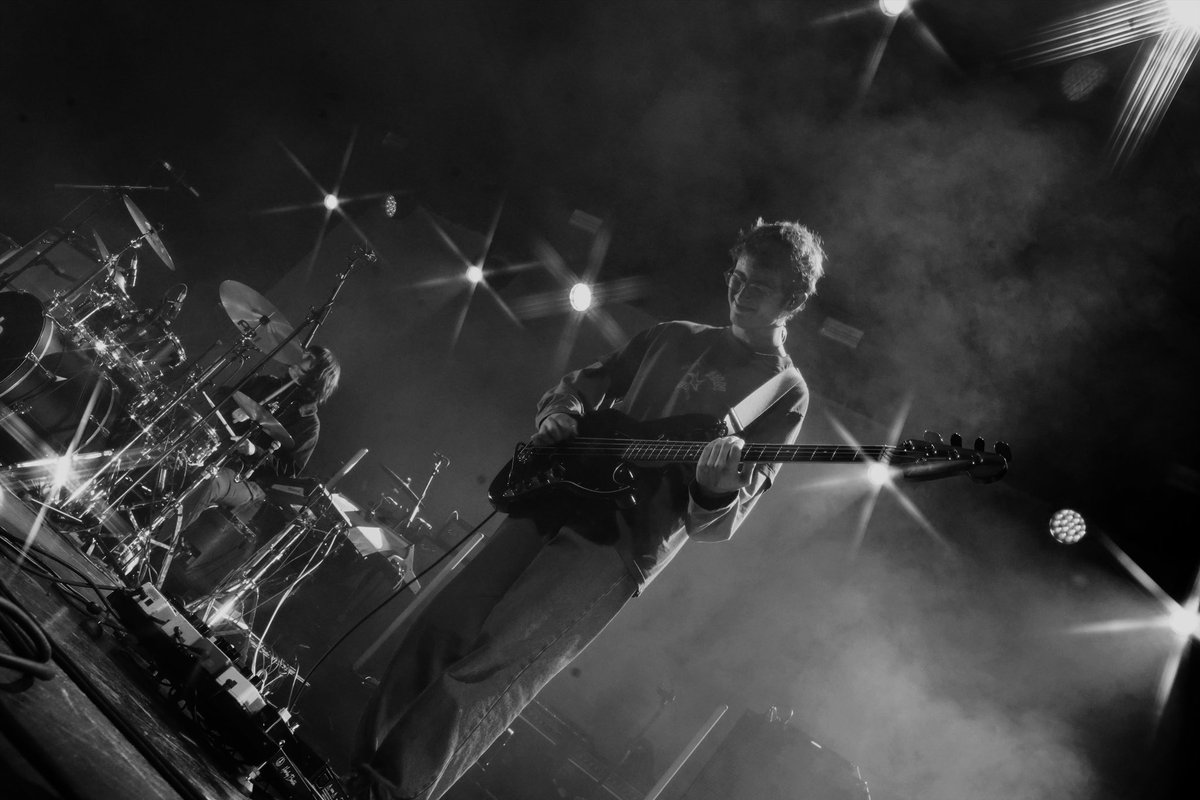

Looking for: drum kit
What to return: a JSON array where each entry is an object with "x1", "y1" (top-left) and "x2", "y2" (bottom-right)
[{"x1": 0, "y1": 193, "x2": 444, "y2": 638}]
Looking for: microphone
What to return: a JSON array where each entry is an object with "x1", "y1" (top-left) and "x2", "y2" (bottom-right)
[
  {"x1": 160, "y1": 160, "x2": 201, "y2": 198},
  {"x1": 123, "y1": 252, "x2": 138, "y2": 288},
  {"x1": 157, "y1": 283, "x2": 188, "y2": 325}
]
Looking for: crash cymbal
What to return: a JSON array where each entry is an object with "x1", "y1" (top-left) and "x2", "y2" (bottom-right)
[
  {"x1": 218, "y1": 280, "x2": 304, "y2": 365},
  {"x1": 231, "y1": 391, "x2": 295, "y2": 451},
  {"x1": 122, "y1": 195, "x2": 175, "y2": 270}
]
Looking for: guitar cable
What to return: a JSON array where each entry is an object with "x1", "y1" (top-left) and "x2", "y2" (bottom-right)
[{"x1": 289, "y1": 508, "x2": 499, "y2": 705}]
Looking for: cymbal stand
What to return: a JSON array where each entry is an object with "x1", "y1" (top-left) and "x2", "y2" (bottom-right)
[
  {"x1": 114, "y1": 430, "x2": 259, "y2": 586},
  {"x1": 406, "y1": 453, "x2": 450, "y2": 530},
  {"x1": 188, "y1": 486, "x2": 337, "y2": 630},
  {"x1": 0, "y1": 187, "x2": 131, "y2": 291}
]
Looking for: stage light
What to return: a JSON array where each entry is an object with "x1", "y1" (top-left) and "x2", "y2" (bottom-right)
[
  {"x1": 879, "y1": 0, "x2": 909, "y2": 17},
  {"x1": 383, "y1": 194, "x2": 398, "y2": 218},
  {"x1": 1049, "y1": 508, "x2": 1087, "y2": 544},
  {"x1": 465, "y1": 265, "x2": 484, "y2": 284},
  {"x1": 865, "y1": 461, "x2": 892, "y2": 487},
  {"x1": 1168, "y1": 606, "x2": 1200, "y2": 639},
  {"x1": 1167, "y1": 0, "x2": 1200, "y2": 30},
  {"x1": 568, "y1": 283, "x2": 593, "y2": 312},
  {"x1": 323, "y1": 193, "x2": 340, "y2": 211}
]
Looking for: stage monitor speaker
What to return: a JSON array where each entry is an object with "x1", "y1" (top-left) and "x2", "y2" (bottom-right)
[{"x1": 677, "y1": 709, "x2": 869, "y2": 800}]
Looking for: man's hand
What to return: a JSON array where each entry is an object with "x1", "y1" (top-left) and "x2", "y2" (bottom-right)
[
  {"x1": 231, "y1": 408, "x2": 249, "y2": 424},
  {"x1": 235, "y1": 439, "x2": 257, "y2": 456},
  {"x1": 695, "y1": 435, "x2": 750, "y2": 496},
  {"x1": 529, "y1": 412, "x2": 579, "y2": 446}
]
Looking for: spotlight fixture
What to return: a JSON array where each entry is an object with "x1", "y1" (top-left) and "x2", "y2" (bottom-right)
[
  {"x1": 568, "y1": 282, "x2": 593, "y2": 312},
  {"x1": 1049, "y1": 508, "x2": 1087, "y2": 544},
  {"x1": 383, "y1": 194, "x2": 398, "y2": 218},
  {"x1": 879, "y1": 0, "x2": 910, "y2": 18}
]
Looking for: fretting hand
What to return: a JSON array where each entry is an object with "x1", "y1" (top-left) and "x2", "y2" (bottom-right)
[{"x1": 695, "y1": 435, "x2": 750, "y2": 496}]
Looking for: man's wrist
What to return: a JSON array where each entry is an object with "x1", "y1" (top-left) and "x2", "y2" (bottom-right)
[{"x1": 690, "y1": 481, "x2": 738, "y2": 510}]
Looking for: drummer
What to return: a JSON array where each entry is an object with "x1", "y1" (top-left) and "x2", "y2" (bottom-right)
[{"x1": 162, "y1": 345, "x2": 341, "y2": 598}]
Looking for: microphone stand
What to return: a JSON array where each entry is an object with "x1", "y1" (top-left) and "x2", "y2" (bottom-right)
[{"x1": 302, "y1": 244, "x2": 375, "y2": 347}]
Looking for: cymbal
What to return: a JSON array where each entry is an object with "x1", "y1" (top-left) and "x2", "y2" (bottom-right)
[
  {"x1": 381, "y1": 464, "x2": 422, "y2": 504},
  {"x1": 231, "y1": 391, "x2": 295, "y2": 450},
  {"x1": 218, "y1": 280, "x2": 304, "y2": 365},
  {"x1": 122, "y1": 195, "x2": 175, "y2": 270}
]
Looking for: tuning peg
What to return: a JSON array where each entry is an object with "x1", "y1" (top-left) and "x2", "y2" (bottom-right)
[
  {"x1": 950, "y1": 433, "x2": 962, "y2": 448},
  {"x1": 995, "y1": 441, "x2": 1012, "y2": 462},
  {"x1": 974, "y1": 436, "x2": 986, "y2": 452},
  {"x1": 923, "y1": 430, "x2": 944, "y2": 444}
]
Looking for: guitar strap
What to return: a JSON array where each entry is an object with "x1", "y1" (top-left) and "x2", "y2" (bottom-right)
[{"x1": 724, "y1": 365, "x2": 802, "y2": 435}]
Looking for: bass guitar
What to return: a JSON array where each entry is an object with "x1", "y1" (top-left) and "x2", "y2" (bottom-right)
[{"x1": 488, "y1": 409, "x2": 1010, "y2": 515}]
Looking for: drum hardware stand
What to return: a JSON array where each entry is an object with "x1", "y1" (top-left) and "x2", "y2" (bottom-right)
[
  {"x1": 64, "y1": 315, "x2": 285, "y2": 514},
  {"x1": 0, "y1": 185, "x2": 140, "y2": 292},
  {"x1": 188, "y1": 450, "x2": 368, "y2": 647},
  {"x1": 301, "y1": 244, "x2": 375, "y2": 348}
]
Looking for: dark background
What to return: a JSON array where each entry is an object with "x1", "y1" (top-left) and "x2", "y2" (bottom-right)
[{"x1": 2, "y1": 2, "x2": 1198, "y2": 798}]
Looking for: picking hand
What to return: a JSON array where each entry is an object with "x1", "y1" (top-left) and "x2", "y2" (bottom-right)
[
  {"x1": 530, "y1": 412, "x2": 578, "y2": 446},
  {"x1": 695, "y1": 435, "x2": 750, "y2": 495},
  {"x1": 235, "y1": 439, "x2": 257, "y2": 456},
  {"x1": 231, "y1": 408, "x2": 249, "y2": 424}
]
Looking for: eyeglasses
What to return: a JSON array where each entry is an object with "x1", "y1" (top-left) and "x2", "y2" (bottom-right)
[{"x1": 724, "y1": 269, "x2": 780, "y2": 298}]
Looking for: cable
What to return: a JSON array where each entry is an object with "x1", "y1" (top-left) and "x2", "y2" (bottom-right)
[
  {"x1": 290, "y1": 509, "x2": 498, "y2": 704},
  {"x1": 0, "y1": 529, "x2": 121, "y2": 616},
  {"x1": 0, "y1": 592, "x2": 55, "y2": 682}
]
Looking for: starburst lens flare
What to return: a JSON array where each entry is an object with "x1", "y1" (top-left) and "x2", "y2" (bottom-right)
[
  {"x1": 465, "y1": 265, "x2": 484, "y2": 284},
  {"x1": 323, "y1": 193, "x2": 340, "y2": 211},
  {"x1": 865, "y1": 461, "x2": 892, "y2": 487},
  {"x1": 879, "y1": 0, "x2": 909, "y2": 17},
  {"x1": 1050, "y1": 508, "x2": 1087, "y2": 544},
  {"x1": 1167, "y1": 0, "x2": 1200, "y2": 30},
  {"x1": 568, "y1": 283, "x2": 593, "y2": 312},
  {"x1": 1168, "y1": 607, "x2": 1200, "y2": 639}
]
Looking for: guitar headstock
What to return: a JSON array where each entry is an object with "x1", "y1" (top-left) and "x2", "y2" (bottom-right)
[{"x1": 892, "y1": 431, "x2": 1011, "y2": 483}]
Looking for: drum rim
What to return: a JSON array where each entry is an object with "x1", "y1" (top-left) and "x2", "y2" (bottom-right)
[{"x1": 0, "y1": 291, "x2": 61, "y2": 399}]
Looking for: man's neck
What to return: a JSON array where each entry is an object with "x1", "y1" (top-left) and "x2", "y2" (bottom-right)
[{"x1": 730, "y1": 323, "x2": 786, "y2": 353}]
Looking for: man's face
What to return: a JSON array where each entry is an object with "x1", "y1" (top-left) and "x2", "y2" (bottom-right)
[
  {"x1": 288, "y1": 354, "x2": 316, "y2": 384},
  {"x1": 726, "y1": 255, "x2": 794, "y2": 331}
]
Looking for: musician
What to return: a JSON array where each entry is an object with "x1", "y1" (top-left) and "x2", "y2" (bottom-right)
[
  {"x1": 162, "y1": 345, "x2": 340, "y2": 599},
  {"x1": 351, "y1": 220, "x2": 826, "y2": 800}
]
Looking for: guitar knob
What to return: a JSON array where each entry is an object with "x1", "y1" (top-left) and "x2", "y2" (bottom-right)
[
  {"x1": 923, "y1": 430, "x2": 943, "y2": 444},
  {"x1": 950, "y1": 433, "x2": 962, "y2": 448},
  {"x1": 974, "y1": 437, "x2": 986, "y2": 452}
]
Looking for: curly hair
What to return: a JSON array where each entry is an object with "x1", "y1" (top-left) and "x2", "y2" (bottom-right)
[
  {"x1": 728, "y1": 218, "x2": 826, "y2": 305},
  {"x1": 301, "y1": 345, "x2": 341, "y2": 405}
]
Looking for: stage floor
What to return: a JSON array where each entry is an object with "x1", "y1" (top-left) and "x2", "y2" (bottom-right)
[{"x1": 0, "y1": 487, "x2": 292, "y2": 800}]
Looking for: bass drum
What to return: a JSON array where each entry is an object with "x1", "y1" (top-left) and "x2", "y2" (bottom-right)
[{"x1": 0, "y1": 292, "x2": 120, "y2": 464}]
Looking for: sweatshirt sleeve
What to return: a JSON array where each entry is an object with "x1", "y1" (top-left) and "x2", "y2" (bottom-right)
[
  {"x1": 684, "y1": 384, "x2": 808, "y2": 542},
  {"x1": 535, "y1": 323, "x2": 665, "y2": 427}
]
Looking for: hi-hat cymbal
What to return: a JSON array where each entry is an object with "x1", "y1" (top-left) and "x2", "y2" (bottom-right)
[
  {"x1": 218, "y1": 280, "x2": 304, "y2": 365},
  {"x1": 231, "y1": 391, "x2": 295, "y2": 451},
  {"x1": 122, "y1": 195, "x2": 175, "y2": 270}
]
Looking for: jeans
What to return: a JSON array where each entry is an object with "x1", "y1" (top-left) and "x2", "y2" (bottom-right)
[
  {"x1": 161, "y1": 467, "x2": 265, "y2": 600},
  {"x1": 352, "y1": 515, "x2": 637, "y2": 800}
]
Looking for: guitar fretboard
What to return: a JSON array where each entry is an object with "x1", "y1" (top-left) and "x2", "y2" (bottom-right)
[{"x1": 528, "y1": 438, "x2": 901, "y2": 464}]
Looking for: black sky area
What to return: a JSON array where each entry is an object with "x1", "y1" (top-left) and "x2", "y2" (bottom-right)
[{"x1": 2, "y1": 1, "x2": 1200, "y2": 796}]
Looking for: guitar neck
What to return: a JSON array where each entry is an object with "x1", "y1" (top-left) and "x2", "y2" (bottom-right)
[{"x1": 559, "y1": 438, "x2": 897, "y2": 465}]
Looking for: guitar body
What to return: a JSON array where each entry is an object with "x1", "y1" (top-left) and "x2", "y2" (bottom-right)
[{"x1": 488, "y1": 409, "x2": 727, "y2": 515}]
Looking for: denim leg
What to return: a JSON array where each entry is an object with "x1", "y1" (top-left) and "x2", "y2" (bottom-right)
[{"x1": 354, "y1": 518, "x2": 636, "y2": 800}]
